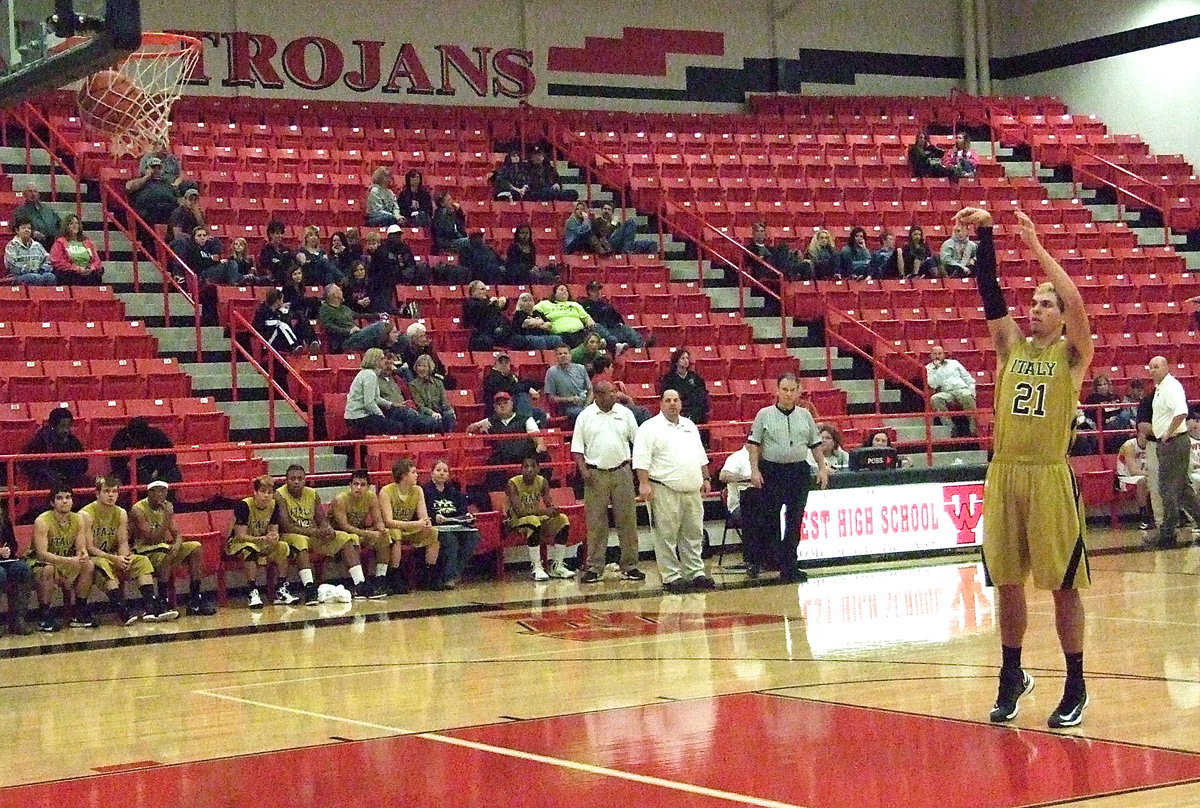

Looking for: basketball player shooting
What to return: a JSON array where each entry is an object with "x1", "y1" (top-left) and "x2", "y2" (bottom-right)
[{"x1": 956, "y1": 207, "x2": 1094, "y2": 729}]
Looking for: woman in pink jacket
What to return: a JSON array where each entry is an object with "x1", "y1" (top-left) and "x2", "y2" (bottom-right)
[{"x1": 49, "y1": 213, "x2": 104, "y2": 284}]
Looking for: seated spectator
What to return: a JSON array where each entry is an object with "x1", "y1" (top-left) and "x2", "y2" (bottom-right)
[
  {"x1": 571, "y1": 331, "x2": 613, "y2": 376},
  {"x1": 512, "y1": 292, "x2": 566, "y2": 350},
  {"x1": 170, "y1": 225, "x2": 221, "y2": 283},
  {"x1": 467, "y1": 391, "x2": 548, "y2": 493},
  {"x1": 372, "y1": 224, "x2": 428, "y2": 301},
  {"x1": 863, "y1": 430, "x2": 910, "y2": 466},
  {"x1": 12, "y1": 184, "x2": 61, "y2": 248},
  {"x1": 397, "y1": 169, "x2": 434, "y2": 227},
  {"x1": 422, "y1": 460, "x2": 480, "y2": 589},
  {"x1": 1117, "y1": 431, "x2": 1152, "y2": 529},
  {"x1": 587, "y1": 372, "x2": 652, "y2": 425},
  {"x1": 253, "y1": 288, "x2": 317, "y2": 355},
  {"x1": 868, "y1": 232, "x2": 897, "y2": 279},
  {"x1": 318, "y1": 284, "x2": 361, "y2": 354},
  {"x1": 926, "y1": 344, "x2": 977, "y2": 437},
  {"x1": 942, "y1": 133, "x2": 980, "y2": 177},
  {"x1": 544, "y1": 343, "x2": 593, "y2": 422},
  {"x1": 838, "y1": 226, "x2": 872, "y2": 280},
  {"x1": 563, "y1": 201, "x2": 593, "y2": 253},
  {"x1": 939, "y1": 223, "x2": 978, "y2": 277},
  {"x1": 493, "y1": 150, "x2": 528, "y2": 201},
  {"x1": 718, "y1": 444, "x2": 758, "y2": 570},
  {"x1": 218, "y1": 236, "x2": 258, "y2": 284},
  {"x1": 462, "y1": 280, "x2": 512, "y2": 351},
  {"x1": 282, "y1": 264, "x2": 320, "y2": 324},
  {"x1": 21, "y1": 408, "x2": 88, "y2": 493},
  {"x1": 4, "y1": 219, "x2": 56, "y2": 285},
  {"x1": 525, "y1": 146, "x2": 578, "y2": 202},
  {"x1": 342, "y1": 260, "x2": 380, "y2": 316},
  {"x1": 410, "y1": 354, "x2": 457, "y2": 433},
  {"x1": 109, "y1": 416, "x2": 180, "y2": 486},
  {"x1": 580, "y1": 279, "x2": 645, "y2": 351},
  {"x1": 431, "y1": 192, "x2": 469, "y2": 254},
  {"x1": 376, "y1": 356, "x2": 440, "y2": 434},
  {"x1": 125, "y1": 156, "x2": 179, "y2": 226},
  {"x1": 907, "y1": 131, "x2": 951, "y2": 179},
  {"x1": 658, "y1": 348, "x2": 710, "y2": 424},
  {"x1": 140, "y1": 136, "x2": 193, "y2": 195},
  {"x1": 328, "y1": 231, "x2": 357, "y2": 281},
  {"x1": 258, "y1": 219, "x2": 295, "y2": 284},
  {"x1": 899, "y1": 225, "x2": 939, "y2": 278},
  {"x1": 0, "y1": 502, "x2": 34, "y2": 634},
  {"x1": 818, "y1": 424, "x2": 851, "y2": 471},
  {"x1": 505, "y1": 454, "x2": 574, "y2": 582},
  {"x1": 398, "y1": 322, "x2": 454, "y2": 388},
  {"x1": 48, "y1": 213, "x2": 104, "y2": 285},
  {"x1": 366, "y1": 167, "x2": 403, "y2": 227},
  {"x1": 591, "y1": 203, "x2": 643, "y2": 255},
  {"x1": 481, "y1": 352, "x2": 547, "y2": 425},
  {"x1": 506, "y1": 224, "x2": 555, "y2": 284},
  {"x1": 343, "y1": 317, "x2": 403, "y2": 354},
  {"x1": 299, "y1": 225, "x2": 339, "y2": 285},
  {"x1": 534, "y1": 283, "x2": 596, "y2": 348},
  {"x1": 745, "y1": 221, "x2": 809, "y2": 281},
  {"x1": 360, "y1": 229, "x2": 380, "y2": 258},
  {"x1": 345, "y1": 348, "x2": 414, "y2": 436},
  {"x1": 806, "y1": 229, "x2": 838, "y2": 280},
  {"x1": 167, "y1": 187, "x2": 204, "y2": 243},
  {"x1": 1082, "y1": 374, "x2": 1135, "y2": 453},
  {"x1": 458, "y1": 229, "x2": 506, "y2": 285}
]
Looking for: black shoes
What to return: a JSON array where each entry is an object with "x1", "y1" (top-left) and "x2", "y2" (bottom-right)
[
  {"x1": 690, "y1": 575, "x2": 715, "y2": 590},
  {"x1": 989, "y1": 670, "x2": 1035, "y2": 723},
  {"x1": 1048, "y1": 687, "x2": 1089, "y2": 729},
  {"x1": 662, "y1": 579, "x2": 690, "y2": 594}
]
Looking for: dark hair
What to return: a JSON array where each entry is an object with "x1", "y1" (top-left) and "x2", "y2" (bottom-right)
[
  {"x1": 265, "y1": 289, "x2": 283, "y2": 307},
  {"x1": 13, "y1": 216, "x2": 32, "y2": 229},
  {"x1": 49, "y1": 481, "x2": 73, "y2": 501},
  {"x1": 670, "y1": 347, "x2": 691, "y2": 371},
  {"x1": 48, "y1": 407, "x2": 73, "y2": 428},
  {"x1": 550, "y1": 283, "x2": 571, "y2": 301},
  {"x1": 330, "y1": 231, "x2": 347, "y2": 251},
  {"x1": 513, "y1": 223, "x2": 533, "y2": 242},
  {"x1": 848, "y1": 226, "x2": 866, "y2": 245},
  {"x1": 285, "y1": 464, "x2": 306, "y2": 476},
  {"x1": 521, "y1": 453, "x2": 540, "y2": 466},
  {"x1": 350, "y1": 468, "x2": 371, "y2": 482},
  {"x1": 777, "y1": 372, "x2": 799, "y2": 385},
  {"x1": 864, "y1": 430, "x2": 892, "y2": 448},
  {"x1": 391, "y1": 458, "x2": 416, "y2": 480},
  {"x1": 266, "y1": 219, "x2": 285, "y2": 237},
  {"x1": 95, "y1": 474, "x2": 122, "y2": 491},
  {"x1": 252, "y1": 474, "x2": 275, "y2": 493},
  {"x1": 404, "y1": 169, "x2": 423, "y2": 188}
]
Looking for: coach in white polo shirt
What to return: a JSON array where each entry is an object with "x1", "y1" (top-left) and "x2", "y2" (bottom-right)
[
  {"x1": 1148, "y1": 355, "x2": 1200, "y2": 547},
  {"x1": 572, "y1": 381, "x2": 645, "y2": 584},
  {"x1": 633, "y1": 389, "x2": 712, "y2": 593}
]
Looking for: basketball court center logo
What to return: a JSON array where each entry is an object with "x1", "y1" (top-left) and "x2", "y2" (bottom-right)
[{"x1": 942, "y1": 483, "x2": 985, "y2": 544}]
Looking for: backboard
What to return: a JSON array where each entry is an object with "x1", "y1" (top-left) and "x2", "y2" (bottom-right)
[{"x1": 0, "y1": 0, "x2": 140, "y2": 108}]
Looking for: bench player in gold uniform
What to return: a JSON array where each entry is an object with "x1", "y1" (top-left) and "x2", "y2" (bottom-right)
[
  {"x1": 957, "y1": 208, "x2": 1094, "y2": 729},
  {"x1": 131, "y1": 480, "x2": 217, "y2": 616},
  {"x1": 506, "y1": 454, "x2": 573, "y2": 582},
  {"x1": 28, "y1": 483, "x2": 96, "y2": 631},
  {"x1": 379, "y1": 458, "x2": 439, "y2": 592},
  {"x1": 330, "y1": 468, "x2": 389, "y2": 598},
  {"x1": 81, "y1": 475, "x2": 177, "y2": 625},
  {"x1": 226, "y1": 475, "x2": 294, "y2": 609},
  {"x1": 276, "y1": 464, "x2": 369, "y2": 603}
]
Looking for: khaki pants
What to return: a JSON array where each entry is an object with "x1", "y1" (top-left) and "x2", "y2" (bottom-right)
[
  {"x1": 647, "y1": 482, "x2": 704, "y2": 584},
  {"x1": 931, "y1": 389, "x2": 977, "y2": 435},
  {"x1": 584, "y1": 464, "x2": 639, "y2": 573}
]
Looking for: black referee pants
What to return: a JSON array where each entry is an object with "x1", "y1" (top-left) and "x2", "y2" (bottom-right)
[{"x1": 757, "y1": 459, "x2": 813, "y2": 575}]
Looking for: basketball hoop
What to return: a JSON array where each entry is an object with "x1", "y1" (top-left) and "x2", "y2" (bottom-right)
[{"x1": 76, "y1": 32, "x2": 201, "y2": 157}]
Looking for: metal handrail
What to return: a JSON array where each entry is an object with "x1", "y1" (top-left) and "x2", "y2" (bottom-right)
[
  {"x1": 228, "y1": 310, "x2": 315, "y2": 452},
  {"x1": 1070, "y1": 148, "x2": 1171, "y2": 239}
]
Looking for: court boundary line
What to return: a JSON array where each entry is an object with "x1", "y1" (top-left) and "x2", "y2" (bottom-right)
[{"x1": 192, "y1": 688, "x2": 808, "y2": 808}]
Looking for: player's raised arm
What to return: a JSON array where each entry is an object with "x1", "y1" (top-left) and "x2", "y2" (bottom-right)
[
  {"x1": 1015, "y1": 210, "x2": 1093, "y2": 373},
  {"x1": 955, "y1": 207, "x2": 1024, "y2": 362}
]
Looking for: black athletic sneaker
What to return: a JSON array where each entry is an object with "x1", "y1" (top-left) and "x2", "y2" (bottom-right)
[
  {"x1": 580, "y1": 570, "x2": 602, "y2": 584},
  {"x1": 304, "y1": 582, "x2": 320, "y2": 606},
  {"x1": 620, "y1": 567, "x2": 646, "y2": 581},
  {"x1": 69, "y1": 612, "x2": 100, "y2": 629},
  {"x1": 1048, "y1": 688, "x2": 1089, "y2": 729},
  {"x1": 690, "y1": 574, "x2": 716, "y2": 590},
  {"x1": 354, "y1": 580, "x2": 375, "y2": 600},
  {"x1": 989, "y1": 670, "x2": 1035, "y2": 723},
  {"x1": 368, "y1": 579, "x2": 390, "y2": 599},
  {"x1": 662, "y1": 578, "x2": 690, "y2": 594},
  {"x1": 38, "y1": 615, "x2": 60, "y2": 633}
]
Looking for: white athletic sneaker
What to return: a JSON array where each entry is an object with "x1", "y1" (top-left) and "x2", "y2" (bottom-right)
[
  {"x1": 531, "y1": 566, "x2": 550, "y2": 582},
  {"x1": 548, "y1": 560, "x2": 575, "y2": 579},
  {"x1": 274, "y1": 584, "x2": 299, "y2": 605},
  {"x1": 248, "y1": 588, "x2": 264, "y2": 609}
]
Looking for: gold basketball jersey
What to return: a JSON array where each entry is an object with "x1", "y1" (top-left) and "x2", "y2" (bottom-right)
[
  {"x1": 380, "y1": 483, "x2": 419, "y2": 522},
  {"x1": 339, "y1": 490, "x2": 374, "y2": 529},
  {"x1": 277, "y1": 486, "x2": 318, "y2": 529},
  {"x1": 80, "y1": 502, "x2": 124, "y2": 552},
  {"x1": 992, "y1": 337, "x2": 1078, "y2": 464},
  {"x1": 507, "y1": 474, "x2": 547, "y2": 517},
  {"x1": 238, "y1": 496, "x2": 278, "y2": 538},
  {"x1": 31, "y1": 511, "x2": 82, "y2": 558}
]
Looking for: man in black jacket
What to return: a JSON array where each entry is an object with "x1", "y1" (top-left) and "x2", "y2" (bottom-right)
[
  {"x1": 580, "y1": 280, "x2": 646, "y2": 352},
  {"x1": 109, "y1": 417, "x2": 181, "y2": 487},
  {"x1": 525, "y1": 147, "x2": 578, "y2": 202},
  {"x1": 462, "y1": 280, "x2": 512, "y2": 351},
  {"x1": 372, "y1": 225, "x2": 428, "y2": 311},
  {"x1": 21, "y1": 408, "x2": 88, "y2": 493}
]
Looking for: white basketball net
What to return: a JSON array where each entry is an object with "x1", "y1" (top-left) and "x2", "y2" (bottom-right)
[{"x1": 77, "y1": 33, "x2": 201, "y2": 156}]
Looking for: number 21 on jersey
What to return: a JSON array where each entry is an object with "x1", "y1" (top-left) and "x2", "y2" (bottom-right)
[{"x1": 1012, "y1": 382, "x2": 1047, "y2": 417}]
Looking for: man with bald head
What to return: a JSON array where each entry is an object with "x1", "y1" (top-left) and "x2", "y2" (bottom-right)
[
  {"x1": 633, "y1": 389, "x2": 712, "y2": 593},
  {"x1": 572, "y1": 380, "x2": 644, "y2": 584},
  {"x1": 1148, "y1": 355, "x2": 1199, "y2": 547}
]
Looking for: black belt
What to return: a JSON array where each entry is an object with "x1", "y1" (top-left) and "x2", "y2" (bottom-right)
[{"x1": 587, "y1": 460, "x2": 629, "y2": 471}]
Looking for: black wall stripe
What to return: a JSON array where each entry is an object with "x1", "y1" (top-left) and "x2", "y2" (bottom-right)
[{"x1": 992, "y1": 14, "x2": 1200, "y2": 80}]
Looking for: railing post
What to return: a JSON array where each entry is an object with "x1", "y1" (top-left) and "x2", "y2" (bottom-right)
[{"x1": 230, "y1": 317, "x2": 240, "y2": 402}]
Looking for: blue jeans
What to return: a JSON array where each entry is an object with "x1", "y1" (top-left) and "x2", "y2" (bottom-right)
[
  {"x1": 592, "y1": 321, "x2": 644, "y2": 349},
  {"x1": 13, "y1": 271, "x2": 58, "y2": 286},
  {"x1": 366, "y1": 211, "x2": 401, "y2": 227},
  {"x1": 510, "y1": 333, "x2": 565, "y2": 350},
  {"x1": 343, "y1": 321, "x2": 389, "y2": 352},
  {"x1": 387, "y1": 406, "x2": 441, "y2": 434},
  {"x1": 347, "y1": 413, "x2": 407, "y2": 436},
  {"x1": 435, "y1": 526, "x2": 481, "y2": 585},
  {"x1": 609, "y1": 220, "x2": 638, "y2": 254},
  {"x1": 0, "y1": 559, "x2": 33, "y2": 587}
]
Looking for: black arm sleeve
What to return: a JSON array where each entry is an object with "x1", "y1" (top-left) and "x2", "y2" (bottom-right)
[{"x1": 974, "y1": 226, "x2": 1008, "y2": 321}]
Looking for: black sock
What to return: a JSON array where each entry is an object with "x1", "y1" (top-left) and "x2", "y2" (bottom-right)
[
  {"x1": 190, "y1": 579, "x2": 202, "y2": 599},
  {"x1": 1064, "y1": 652, "x2": 1085, "y2": 697},
  {"x1": 106, "y1": 589, "x2": 123, "y2": 606},
  {"x1": 1001, "y1": 645, "x2": 1023, "y2": 675},
  {"x1": 139, "y1": 583, "x2": 157, "y2": 611}
]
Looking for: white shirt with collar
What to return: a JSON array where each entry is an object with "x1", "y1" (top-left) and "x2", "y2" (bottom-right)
[
  {"x1": 719, "y1": 447, "x2": 751, "y2": 511},
  {"x1": 1152, "y1": 373, "x2": 1189, "y2": 442},
  {"x1": 632, "y1": 412, "x2": 709, "y2": 493},
  {"x1": 925, "y1": 358, "x2": 975, "y2": 394},
  {"x1": 571, "y1": 402, "x2": 637, "y2": 469}
]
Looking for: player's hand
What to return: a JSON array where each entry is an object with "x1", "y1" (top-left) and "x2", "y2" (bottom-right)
[
  {"x1": 639, "y1": 482, "x2": 653, "y2": 502},
  {"x1": 1014, "y1": 210, "x2": 1042, "y2": 251},
  {"x1": 263, "y1": 534, "x2": 279, "y2": 547},
  {"x1": 816, "y1": 467, "x2": 830, "y2": 490},
  {"x1": 116, "y1": 555, "x2": 132, "y2": 571},
  {"x1": 750, "y1": 470, "x2": 764, "y2": 489},
  {"x1": 701, "y1": 479, "x2": 712, "y2": 496},
  {"x1": 954, "y1": 207, "x2": 993, "y2": 228},
  {"x1": 0, "y1": 546, "x2": 10, "y2": 559},
  {"x1": 419, "y1": 517, "x2": 432, "y2": 527}
]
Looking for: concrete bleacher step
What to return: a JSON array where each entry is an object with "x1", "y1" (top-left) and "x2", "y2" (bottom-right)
[
  {"x1": 666, "y1": 259, "x2": 722, "y2": 283},
  {"x1": 0, "y1": 146, "x2": 53, "y2": 167},
  {"x1": 182, "y1": 360, "x2": 268, "y2": 400},
  {"x1": 2, "y1": 171, "x2": 87, "y2": 196},
  {"x1": 217, "y1": 399, "x2": 307, "y2": 439},
  {"x1": 837, "y1": 378, "x2": 902, "y2": 407},
  {"x1": 146, "y1": 325, "x2": 231, "y2": 360},
  {"x1": 1185, "y1": 251, "x2": 1200, "y2": 271},
  {"x1": 255, "y1": 446, "x2": 348, "y2": 477},
  {"x1": 118, "y1": 291, "x2": 198, "y2": 323},
  {"x1": 790, "y1": 346, "x2": 853, "y2": 373}
]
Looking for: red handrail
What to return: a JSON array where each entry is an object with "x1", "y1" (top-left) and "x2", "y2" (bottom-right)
[
  {"x1": 1070, "y1": 148, "x2": 1171, "y2": 240},
  {"x1": 228, "y1": 310, "x2": 315, "y2": 453}
]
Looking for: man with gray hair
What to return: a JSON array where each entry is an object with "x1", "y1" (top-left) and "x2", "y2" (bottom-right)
[
  {"x1": 633, "y1": 389, "x2": 712, "y2": 593},
  {"x1": 1147, "y1": 355, "x2": 1200, "y2": 547},
  {"x1": 318, "y1": 284, "x2": 361, "y2": 353},
  {"x1": 747, "y1": 374, "x2": 828, "y2": 582},
  {"x1": 572, "y1": 380, "x2": 644, "y2": 584},
  {"x1": 12, "y1": 184, "x2": 61, "y2": 248}
]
